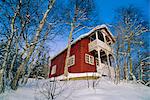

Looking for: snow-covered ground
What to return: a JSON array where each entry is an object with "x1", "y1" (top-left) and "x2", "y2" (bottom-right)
[{"x1": 0, "y1": 78, "x2": 150, "y2": 100}]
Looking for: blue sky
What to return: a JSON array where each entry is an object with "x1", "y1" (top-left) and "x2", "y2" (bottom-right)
[
  {"x1": 95, "y1": 0, "x2": 149, "y2": 23},
  {"x1": 50, "y1": 0, "x2": 149, "y2": 56}
]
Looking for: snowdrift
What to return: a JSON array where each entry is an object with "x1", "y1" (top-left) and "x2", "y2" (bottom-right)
[{"x1": 0, "y1": 77, "x2": 150, "y2": 100}]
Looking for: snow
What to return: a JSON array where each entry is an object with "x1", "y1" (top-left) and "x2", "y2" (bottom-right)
[
  {"x1": 0, "y1": 77, "x2": 150, "y2": 100},
  {"x1": 74, "y1": 24, "x2": 108, "y2": 43}
]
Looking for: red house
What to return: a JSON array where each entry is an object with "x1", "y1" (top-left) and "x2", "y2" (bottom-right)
[{"x1": 49, "y1": 25, "x2": 115, "y2": 79}]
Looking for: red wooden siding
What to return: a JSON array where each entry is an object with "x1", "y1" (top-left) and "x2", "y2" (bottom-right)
[
  {"x1": 49, "y1": 37, "x2": 97, "y2": 78},
  {"x1": 68, "y1": 40, "x2": 82, "y2": 73},
  {"x1": 50, "y1": 50, "x2": 66, "y2": 77},
  {"x1": 80, "y1": 38, "x2": 96, "y2": 72}
]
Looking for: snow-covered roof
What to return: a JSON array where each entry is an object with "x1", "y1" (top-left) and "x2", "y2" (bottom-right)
[{"x1": 51, "y1": 24, "x2": 115, "y2": 60}]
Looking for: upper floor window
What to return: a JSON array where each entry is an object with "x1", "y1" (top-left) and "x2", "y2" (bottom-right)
[
  {"x1": 89, "y1": 30, "x2": 105, "y2": 43},
  {"x1": 90, "y1": 32, "x2": 96, "y2": 42},
  {"x1": 105, "y1": 36, "x2": 111, "y2": 45},
  {"x1": 97, "y1": 30, "x2": 104, "y2": 42},
  {"x1": 67, "y1": 55, "x2": 75, "y2": 67},
  {"x1": 51, "y1": 65, "x2": 56, "y2": 75},
  {"x1": 85, "y1": 54, "x2": 94, "y2": 65}
]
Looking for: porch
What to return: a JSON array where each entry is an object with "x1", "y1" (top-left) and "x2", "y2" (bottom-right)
[{"x1": 88, "y1": 29, "x2": 115, "y2": 77}]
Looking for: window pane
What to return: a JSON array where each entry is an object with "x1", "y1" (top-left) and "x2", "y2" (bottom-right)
[
  {"x1": 98, "y1": 30, "x2": 104, "y2": 42},
  {"x1": 67, "y1": 55, "x2": 75, "y2": 67},
  {"x1": 85, "y1": 54, "x2": 94, "y2": 65},
  {"x1": 90, "y1": 56, "x2": 94, "y2": 65},
  {"x1": 90, "y1": 32, "x2": 96, "y2": 41},
  {"x1": 51, "y1": 65, "x2": 56, "y2": 75},
  {"x1": 85, "y1": 54, "x2": 89, "y2": 64}
]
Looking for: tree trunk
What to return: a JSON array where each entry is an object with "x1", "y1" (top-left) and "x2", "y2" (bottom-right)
[
  {"x1": 9, "y1": 37, "x2": 19, "y2": 81},
  {"x1": 11, "y1": 0, "x2": 55, "y2": 90},
  {"x1": 24, "y1": 30, "x2": 50, "y2": 84},
  {"x1": 123, "y1": 59, "x2": 128, "y2": 81},
  {"x1": 0, "y1": 1, "x2": 20, "y2": 92},
  {"x1": 64, "y1": 23, "x2": 74, "y2": 77}
]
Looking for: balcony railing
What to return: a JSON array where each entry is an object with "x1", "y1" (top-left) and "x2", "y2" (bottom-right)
[
  {"x1": 96, "y1": 63, "x2": 114, "y2": 77},
  {"x1": 88, "y1": 39, "x2": 113, "y2": 52}
]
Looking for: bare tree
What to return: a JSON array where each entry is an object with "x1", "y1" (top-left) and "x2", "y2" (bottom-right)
[
  {"x1": 0, "y1": 0, "x2": 23, "y2": 93},
  {"x1": 11, "y1": 0, "x2": 56, "y2": 90},
  {"x1": 113, "y1": 6, "x2": 149, "y2": 81},
  {"x1": 0, "y1": 0, "x2": 59, "y2": 92},
  {"x1": 58, "y1": 0, "x2": 97, "y2": 76}
]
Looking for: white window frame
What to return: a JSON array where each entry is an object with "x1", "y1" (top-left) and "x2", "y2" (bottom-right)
[
  {"x1": 67, "y1": 55, "x2": 75, "y2": 67},
  {"x1": 51, "y1": 65, "x2": 56, "y2": 75},
  {"x1": 85, "y1": 54, "x2": 94, "y2": 65},
  {"x1": 85, "y1": 54, "x2": 90, "y2": 64}
]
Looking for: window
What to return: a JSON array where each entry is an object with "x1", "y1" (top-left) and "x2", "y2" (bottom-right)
[
  {"x1": 90, "y1": 32, "x2": 96, "y2": 42},
  {"x1": 85, "y1": 54, "x2": 90, "y2": 64},
  {"x1": 85, "y1": 54, "x2": 94, "y2": 65},
  {"x1": 97, "y1": 30, "x2": 104, "y2": 42},
  {"x1": 67, "y1": 55, "x2": 75, "y2": 67},
  {"x1": 51, "y1": 65, "x2": 56, "y2": 75},
  {"x1": 105, "y1": 36, "x2": 111, "y2": 45}
]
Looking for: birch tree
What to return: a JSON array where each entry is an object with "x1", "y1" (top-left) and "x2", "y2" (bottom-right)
[
  {"x1": 0, "y1": 0, "x2": 58, "y2": 92},
  {"x1": 59, "y1": 0, "x2": 97, "y2": 76},
  {"x1": 11, "y1": 0, "x2": 56, "y2": 90},
  {"x1": 0, "y1": 0, "x2": 22, "y2": 93},
  {"x1": 113, "y1": 6, "x2": 149, "y2": 81}
]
